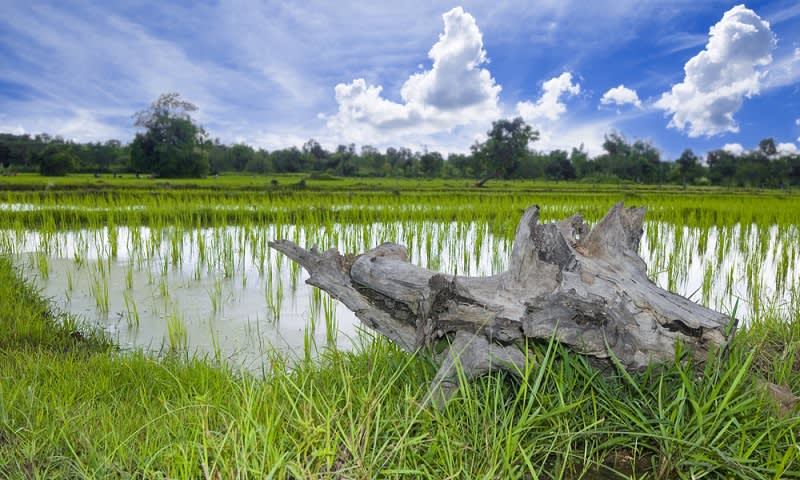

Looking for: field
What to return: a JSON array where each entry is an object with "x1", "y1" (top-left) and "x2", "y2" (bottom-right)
[{"x1": 1, "y1": 174, "x2": 799, "y2": 478}]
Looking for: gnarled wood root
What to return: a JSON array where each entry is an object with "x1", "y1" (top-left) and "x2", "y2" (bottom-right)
[{"x1": 270, "y1": 202, "x2": 735, "y2": 406}]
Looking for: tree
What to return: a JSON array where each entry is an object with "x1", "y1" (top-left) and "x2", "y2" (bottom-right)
[
  {"x1": 38, "y1": 145, "x2": 77, "y2": 176},
  {"x1": 706, "y1": 149, "x2": 737, "y2": 185},
  {"x1": 129, "y1": 92, "x2": 209, "y2": 178},
  {"x1": 472, "y1": 117, "x2": 538, "y2": 186},
  {"x1": 544, "y1": 150, "x2": 576, "y2": 180},
  {"x1": 676, "y1": 149, "x2": 704, "y2": 185},
  {"x1": 759, "y1": 138, "x2": 777, "y2": 157},
  {"x1": 569, "y1": 146, "x2": 594, "y2": 178},
  {"x1": 302, "y1": 139, "x2": 328, "y2": 171},
  {"x1": 0, "y1": 142, "x2": 10, "y2": 169},
  {"x1": 244, "y1": 149, "x2": 273, "y2": 174},
  {"x1": 420, "y1": 150, "x2": 444, "y2": 177},
  {"x1": 229, "y1": 144, "x2": 255, "y2": 172}
]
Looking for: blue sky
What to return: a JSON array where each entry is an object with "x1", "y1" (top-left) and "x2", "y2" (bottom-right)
[{"x1": 1, "y1": 1, "x2": 799, "y2": 159}]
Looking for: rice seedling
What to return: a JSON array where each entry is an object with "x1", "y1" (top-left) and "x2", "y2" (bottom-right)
[
  {"x1": 123, "y1": 291, "x2": 140, "y2": 329},
  {"x1": 166, "y1": 309, "x2": 188, "y2": 351}
]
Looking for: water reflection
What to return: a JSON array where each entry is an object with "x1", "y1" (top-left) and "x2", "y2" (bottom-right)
[{"x1": 3, "y1": 220, "x2": 797, "y2": 371}]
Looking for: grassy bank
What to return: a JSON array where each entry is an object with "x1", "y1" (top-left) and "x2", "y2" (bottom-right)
[{"x1": 1, "y1": 256, "x2": 799, "y2": 478}]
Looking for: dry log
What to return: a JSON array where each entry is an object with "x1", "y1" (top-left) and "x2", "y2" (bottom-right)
[{"x1": 270, "y1": 203, "x2": 735, "y2": 406}]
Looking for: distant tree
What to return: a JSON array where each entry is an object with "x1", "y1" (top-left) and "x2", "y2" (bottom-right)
[
  {"x1": 472, "y1": 117, "x2": 538, "y2": 186},
  {"x1": 129, "y1": 92, "x2": 209, "y2": 178},
  {"x1": 513, "y1": 151, "x2": 545, "y2": 179},
  {"x1": 229, "y1": 144, "x2": 255, "y2": 171},
  {"x1": 420, "y1": 150, "x2": 444, "y2": 177},
  {"x1": 706, "y1": 149, "x2": 737, "y2": 185},
  {"x1": 595, "y1": 134, "x2": 665, "y2": 183},
  {"x1": 0, "y1": 142, "x2": 10, "y2": 169},
  {"x1": 445, "y1": 153, "x2": 476, "y2": 177},
  {"x1": 676, "y1": 148, "x2": 704, "y2": 185},
  {"x1": 569, "y1": 146, "x2": 594, "y2": 178},
  {"x1": 270, "y1": 147, "x2": 304, "y2": 173},
  {"x1": 38, "y1": 145, "x2": 78, "y2": 176},
  {"x1": 245, "y1": 149, "x2": 273, "y2": 174},
  {"x1": 331, "y1": 144, "x2": 358, "y2": 176},
  {"x1": 359, "y1": 145, "x2": 383, "y2": 175},
  {"x1": 759, "y1": 138, "x2": 777, "y2": 157},
  {"x1": 302, "y1": 139, "x2": 328, "y2": 170},
  {"x1": 544, "y1": 150, "x2": 576, "y2": 180}
]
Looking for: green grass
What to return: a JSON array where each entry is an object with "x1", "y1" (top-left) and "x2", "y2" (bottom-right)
[
  {"x1": 1, "y1": 177, "x2": 799, "y2": 477},
  {"x1": 1, "y1": 255, "x2": 799, "y2": 479}
]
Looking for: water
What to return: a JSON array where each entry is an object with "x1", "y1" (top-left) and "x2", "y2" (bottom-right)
[
  {"x1": 2, "y1": 221, "x2": 509, "y2": 371},
  {"x1": 3, "y1": 219, "x2": 798, "y2": 372}
]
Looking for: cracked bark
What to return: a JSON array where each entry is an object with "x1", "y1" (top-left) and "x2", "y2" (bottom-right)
[{"x1": 269, "y1": 202, "x2": 735, "y2": 407}]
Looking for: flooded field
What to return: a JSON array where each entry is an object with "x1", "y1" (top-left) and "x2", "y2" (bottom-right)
[{"x1": 3, "y1": 210, "x2": 798, "y2": 370}]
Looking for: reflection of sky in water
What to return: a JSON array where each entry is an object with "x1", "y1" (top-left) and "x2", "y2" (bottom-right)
[{"x1": 3, "y1": 220, "x2": 798, "y2": 372}]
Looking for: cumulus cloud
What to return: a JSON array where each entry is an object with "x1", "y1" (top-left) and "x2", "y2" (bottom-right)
[
  {"x1": 655, "y1": 5, "x2": 776, "y2": 137},
  {"x1": 777, "y1": 142, "x2": 799, "y2": 155},
  {"x1": 600, "y1": 85, "x2": 642, "y2": 108},
  {"x1": 516, "y1": 72, "x2": 581, "y2": 122},
  {"x1": 327, "y1": 7, "x2": 500, "y2": 143},
  {"x1": 722, "y1": 143, "x2": 745, "y2": 155}
]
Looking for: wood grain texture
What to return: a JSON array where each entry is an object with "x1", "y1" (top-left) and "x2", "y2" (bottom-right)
[{"x1": 270, "y1": 202, "x2": 735, "y2": 405}]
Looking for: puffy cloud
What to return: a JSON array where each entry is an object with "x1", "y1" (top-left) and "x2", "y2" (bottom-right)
[
  {"x1": 655, "y1": 5, "x2": 776, "y2": 137},
  {"x1": 327, "y1": 7, "x2": 500, "y2": 144},
  {"x1": 777, "y1": 142, "x2": 798, "y2": 155},
  {"x1": 722, "y1": 143, "x2": 744, "y2": 155},
  {"x1": 516, "y1": 72, "x2": 581, "y2": 122},
  {"x1": 600, "y1": 85, "x2": 642, "y2": 108}
]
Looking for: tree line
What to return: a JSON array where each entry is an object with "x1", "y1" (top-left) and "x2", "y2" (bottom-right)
[{"x1": 1, "y1": 93, "x2": 798, "y2": 187}]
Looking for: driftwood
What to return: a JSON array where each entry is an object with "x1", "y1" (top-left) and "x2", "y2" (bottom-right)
[{"x1": 270, "y1": 203, "x2": 735, "y2": 406}]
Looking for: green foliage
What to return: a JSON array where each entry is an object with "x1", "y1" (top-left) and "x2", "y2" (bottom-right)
[
  {"x1": 38, "y1": 146, "x2": 78, "y2": 176},
  {"x1": 229, "y1": 143, "x2": 255, "y2": 171},
  {"x1": 2, "y1": 124, "x2": 800, "y2": 187},
  {"x1": 130, "y1": 92, "x2": 209, "y2": 178},
  {"x1": 593, "y1": 133, "x2": 668, "y2": 183},
  {"x1": 472, "y1": 117, "x2": 538, "y2": 184},
  {"x1": 0, "y1": 142, "x2": 10, "y2": 169}
]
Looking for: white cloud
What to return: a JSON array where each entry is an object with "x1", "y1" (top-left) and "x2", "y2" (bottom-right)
[
  {"x1": 516, "y1": 72, "x2": 581, "y2": 122},
  {"x1": 655, "y1": 5, "x2": 776, "y2": 137},
  {"x1": 777, "y1": 142, "x2": 798, "y2": 155},
  {"x1": 600, "y1": 85, "x2": 642, "y2": 108},
  {"x1": 722, "y1": 143, "x2": 744, "y2": 155},
  {"x1": 326, "y1": 7, "x2": 500, "y2": 144},
  {"x1": 0, "y1": 125, "x2": 26, "y2": 136},
  {"x1": 533, "y1": 117, "x2": 616, "y2": 156},
  {"x1": 511, "y1": 72, "x2": 619, "y2": 154}
]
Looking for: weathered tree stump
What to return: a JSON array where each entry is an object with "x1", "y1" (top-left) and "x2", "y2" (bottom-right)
[{"x1": 270, "y1": 203, "x2": 735, "y2": 406}]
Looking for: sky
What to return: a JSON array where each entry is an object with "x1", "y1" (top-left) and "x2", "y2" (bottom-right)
[{"x1": 1, "y1": 1, "x2": 799, "y2": 159}]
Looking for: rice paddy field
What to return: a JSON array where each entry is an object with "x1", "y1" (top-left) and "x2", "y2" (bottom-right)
[{"x1": 1, "y1": 174, "x2": 799, "y2": 479}]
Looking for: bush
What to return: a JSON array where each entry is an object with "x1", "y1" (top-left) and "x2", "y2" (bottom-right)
[{"x1": 39, "y1": 150, "x2": 78, "y2": 176}]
